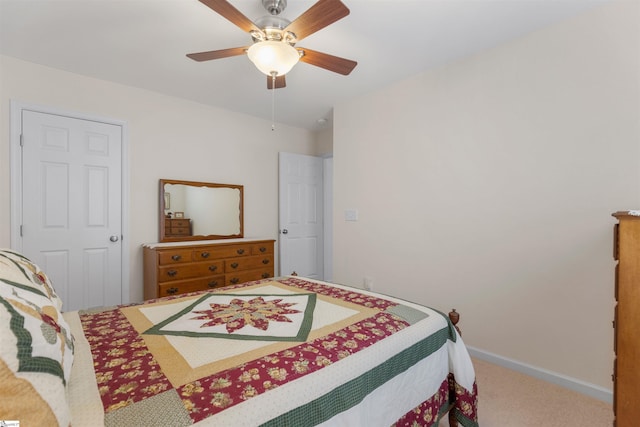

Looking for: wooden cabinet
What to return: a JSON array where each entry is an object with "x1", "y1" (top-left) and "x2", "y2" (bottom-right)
[
  {"x1": 164, "y1": 218, "x2": 192, "y2": 237},
  {"x1": 612, "y1": 212, "x2": 640, "y2": 426},
  {"x1": 143, "y1": 239, "x2": 275, "y2": 300}
]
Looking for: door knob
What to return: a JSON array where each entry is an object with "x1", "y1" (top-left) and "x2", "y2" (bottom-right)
[
  {"x1": 109, "y1": 235, "x2": 119, "y2": 242},
  {"x1": 282, "y1": 229, "x2": 288, "y2": 234}
]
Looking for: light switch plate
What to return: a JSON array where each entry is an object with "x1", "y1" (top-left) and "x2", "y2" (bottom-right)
[{"x1": 345, "y1": 209, "x2": 358, "y2": 221}]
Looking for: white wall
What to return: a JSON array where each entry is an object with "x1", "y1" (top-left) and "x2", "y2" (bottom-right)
[
  {"x1": 0, "y1": 55, "x2": 317, "y2": 303},
  {"x1": 333, "y1": 0, "x2": 639, "y2": 393},
  {"x1": 315, "y1": 127, "x2": 333, "y2": 156}
]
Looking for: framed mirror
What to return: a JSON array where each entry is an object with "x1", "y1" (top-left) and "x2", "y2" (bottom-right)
[{"x1": 159, "y1": 179, "x2": 243, "y2": 242}]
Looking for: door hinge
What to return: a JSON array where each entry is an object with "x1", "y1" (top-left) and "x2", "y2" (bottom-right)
[
  {"x1": 19, "y1": 134, "x2": 24, "y2": 147},
  {"x1": 20, "y1": 225, "x2": 23, "y2": 237}
]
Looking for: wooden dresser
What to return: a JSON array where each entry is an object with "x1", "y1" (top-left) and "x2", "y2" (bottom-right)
[
  {"x1": 143, "y1": 239, "x2": 275, "y2": 300},
  {"x1": 612, "y1": 212, "x2": 640, "y2": 426},
  {"x1": 164, "y1": 218, "x2": 192, "y2": 237}
]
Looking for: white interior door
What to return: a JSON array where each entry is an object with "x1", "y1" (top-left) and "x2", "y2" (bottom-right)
[
  {"x1": 20, "y1": 110, "x2": 123, "y2": 311},
  {"x1": 279, "y1": 152, "x2": 323, "y2": 279}
]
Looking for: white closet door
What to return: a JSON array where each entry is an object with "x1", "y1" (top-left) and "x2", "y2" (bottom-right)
[{"x1": 21, "y1": 110, "x2": 123, "y2": 311}]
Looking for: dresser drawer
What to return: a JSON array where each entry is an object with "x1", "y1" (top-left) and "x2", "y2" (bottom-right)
[
  {"x1": 158, "y1": 249, "x2": 193, "y2": 265},
  {"x1": 171, "y1": 219, "x2": 190, "y2": 228},
  {"x1": 225, "y1": 268, "x2": 273, "y2": 286},
  {"x1": 158, "y1": 275, "x2": 225, "y2": 297},
  {"x1": 171, "y1": 227, "x2": 191, "y2": 235},
  {"x1": 193, "y1": 244, "x2": 253, "y2": 260},
  {"x1": 251, "y1": 242, "x2": 274, "y2": 255},
  {"x1": 226, "y1": 254, "x2": 273, "y2": 272},
  {"x1": 158, "y1": 261, "x2": 224, "y2": 282}
]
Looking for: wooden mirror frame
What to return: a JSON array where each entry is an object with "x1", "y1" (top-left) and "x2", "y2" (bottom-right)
[{"x1": 159, "y1": 179, "x2": 244, "y2": 242}]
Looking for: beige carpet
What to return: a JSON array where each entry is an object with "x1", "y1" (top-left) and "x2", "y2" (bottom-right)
[{"x1": 439, "y1": 358, "x2": 613, "y2": 427}]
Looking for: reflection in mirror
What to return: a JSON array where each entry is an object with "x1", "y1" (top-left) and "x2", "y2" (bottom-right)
[{"x1": 160, "y1": 179, "x2": 243, "y2": 242}]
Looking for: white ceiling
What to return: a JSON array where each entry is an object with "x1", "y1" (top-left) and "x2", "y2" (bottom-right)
[{"x1": 0, "y1": 0, "x2": 608, "y2": 131}]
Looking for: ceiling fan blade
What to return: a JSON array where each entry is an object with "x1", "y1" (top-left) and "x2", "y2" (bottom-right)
[
  {"x1": 267, "y1": 75, "x2": 286, "y2": 90},
  {"x1": 187, "y1": 47, "x2": 248, "y2": 62},
  {"x1": 198, "y1": 0, "x2": 260, "y2": 33},
  {"x1": 284, "y1": 0, "x2": 350, "y2": 42},
  {"x1": 298, "y1": 48, "x2": 357, "y2": 75}
]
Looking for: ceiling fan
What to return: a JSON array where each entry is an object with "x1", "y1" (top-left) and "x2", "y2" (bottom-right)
[{"x1": 187, "y1": 0, "x2": 357, "y2": 89}]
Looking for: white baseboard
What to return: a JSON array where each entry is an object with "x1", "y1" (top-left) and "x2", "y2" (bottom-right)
[{"x1": 466, "y1": 346, "x2": 613, "y2": 404}]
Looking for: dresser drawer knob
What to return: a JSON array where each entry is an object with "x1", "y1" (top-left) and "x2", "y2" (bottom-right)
[
  {"x1": 171, "y1": 254, "x2": 182, "y2": 261},
  {"x1": 259, "y1": 247, "x2": 266, "y2": 253},
  {"x1": 209, "y1": 265, "x2": 218, "y2": 272},
  {"x1": 167, "y1": 269, "x2": 178, "y2": 277},
  {"x1": 262, "y1": 259, "x2": 270, "y2": 265},
  {"x1": 200, "y1": 251, "x2": 210, "y2": 258},
  {"x1": 208, "y1": 281, "x2": 219, "y2": 288},
  {"x1": 230, "y1": 262, "x2": 239, "y2": 269},
  {"x1": 167, "y1": 287, "x2": 179, "y2": 295},
  {"x1": 237, "y1": 249, "x2": 245, "y2": 255},
  {"x1": 230, "y1": 277, "x2": 240, "y2": 284}
]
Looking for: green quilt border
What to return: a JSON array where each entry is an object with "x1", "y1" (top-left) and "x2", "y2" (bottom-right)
[
  {"x1": 260, "y1": 324, "x2": 451, "y2": 427},
  {"x1": 143, "y1": 292, "x2": 317, "y2": 342}
]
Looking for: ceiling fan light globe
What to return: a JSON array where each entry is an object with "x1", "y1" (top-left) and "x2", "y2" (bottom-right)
[{"x1": 247, "y1": 41, "x2": 300, "y2": 76}]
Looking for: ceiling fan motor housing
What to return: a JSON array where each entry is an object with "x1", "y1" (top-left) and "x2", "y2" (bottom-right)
[{"x1": 262, "y1": 0, "x2": 287, "y2": 15}]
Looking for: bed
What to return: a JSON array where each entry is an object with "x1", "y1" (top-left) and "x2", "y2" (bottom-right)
[{"x1": 0, "y1": 249, "x2": 478, "y2": 426}]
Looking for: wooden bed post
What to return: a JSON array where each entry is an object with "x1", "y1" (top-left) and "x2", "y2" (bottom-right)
[
  {"x1": 447, "y1": 309, "x2": 461, "y2": 427},
  {"x1": 448, "y1": 308, "x2": 460, "y2": 333}
]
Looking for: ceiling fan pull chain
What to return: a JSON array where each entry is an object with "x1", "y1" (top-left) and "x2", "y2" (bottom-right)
[{"x1": 271, "y1": 72, "x2": 277, "y2": 131}]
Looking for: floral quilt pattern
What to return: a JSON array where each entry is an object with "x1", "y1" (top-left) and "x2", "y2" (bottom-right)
[
  {"x1": 142, "y1": 291, "x2": 317, "y2": 342},
  {"x1": 191, "y1": 296, "x2": 301, "y2": 332}
]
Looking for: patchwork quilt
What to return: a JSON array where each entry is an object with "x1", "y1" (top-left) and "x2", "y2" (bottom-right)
[{"x1": 64, "y1": 277, "x2": 478, "y2": 426}]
